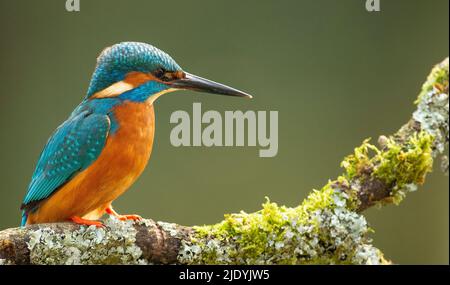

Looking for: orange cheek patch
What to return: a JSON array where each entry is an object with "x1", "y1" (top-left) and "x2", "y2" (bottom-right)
[
  {"x1": 123, "y1": 71, "x2": 158, "y2": 85},
  {"x1": 91, "y1": 72, "x2": 160, "y2": 99}
]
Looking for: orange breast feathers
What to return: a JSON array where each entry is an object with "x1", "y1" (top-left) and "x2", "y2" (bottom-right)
[{"x1": 26, "y1": 101, "x2": 156, "y2": 224}]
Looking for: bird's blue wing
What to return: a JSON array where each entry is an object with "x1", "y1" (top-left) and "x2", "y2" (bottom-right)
[{"x1": 21, "y1": 110, "x2": 110, "y2": 213}]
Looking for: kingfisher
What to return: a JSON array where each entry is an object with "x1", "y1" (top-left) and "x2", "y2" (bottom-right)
[{"x1": 20, "y1": 42, "x2": 251, "y2": 227}]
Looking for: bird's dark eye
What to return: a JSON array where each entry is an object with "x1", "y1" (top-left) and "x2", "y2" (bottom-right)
[
  {"x1": 153, "y1": 68, "x2": 175, "y2": 82},
  {"x1": 153, "y1": 68, "x2": 166, "y2": 79}
]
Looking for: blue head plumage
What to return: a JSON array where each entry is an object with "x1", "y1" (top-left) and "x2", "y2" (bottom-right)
[{"x1": 86, "y1": 42, "x2": 182, "y2": 100}]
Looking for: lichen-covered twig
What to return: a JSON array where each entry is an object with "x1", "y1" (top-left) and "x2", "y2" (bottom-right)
[{"x1": 0, "y1": 58, "x2": 448, "y2": 265}]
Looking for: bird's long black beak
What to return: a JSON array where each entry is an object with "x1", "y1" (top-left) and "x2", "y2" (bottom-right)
[{"x1": 170, "y1": 72, "x2": 252, "y2": 98}]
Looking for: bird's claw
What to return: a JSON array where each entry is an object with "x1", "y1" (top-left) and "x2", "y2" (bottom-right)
[
  {"x1": 105, "y1": 207, "x2": 142, "y2": 222},
  {"x1": 116, "y1": 214, "x2": 142, "y2": 221},
  {"x1": 69, "y1": 216, "x2": 105, "y2": 228}
]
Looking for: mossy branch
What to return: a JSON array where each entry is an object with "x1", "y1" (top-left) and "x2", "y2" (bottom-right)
[{"x1": 0, "y1": 58, "x2": 448, "y2": 265}]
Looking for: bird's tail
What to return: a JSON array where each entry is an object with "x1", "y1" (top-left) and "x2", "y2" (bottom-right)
[{"x1": 20, "y1": 210, "x2": 28, "y2": 227}]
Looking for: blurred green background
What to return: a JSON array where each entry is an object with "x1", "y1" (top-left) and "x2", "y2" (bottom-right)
[{"x1": 0, "y1": 0, "x2": 448, "y2": 264}]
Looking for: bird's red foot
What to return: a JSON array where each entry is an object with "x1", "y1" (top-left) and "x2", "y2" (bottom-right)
[
  {"x1": 105, "y1": 207, "x2": 142, "y2": 221},
  {"x1": 69, "y1": 216, "x2": 105, "y2": 228}
]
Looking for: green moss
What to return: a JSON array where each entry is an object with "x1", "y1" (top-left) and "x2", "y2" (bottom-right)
[
  {"x1": 374, "y1": 132, "x2": 433, "y2": 188},
  {"x1": 341, "y1": 138, "x2": 379, "y2": 180},
  {"x1": 416, "y1": 58, "x2": 449, "y2": 104},
  {"x1": 340, "y1": 132, "x2": 434, "y2": 205},
  {"x1": 298, "y1": 184, "x2": 335, "y2": 216},
  {"x1": 179, "y1": 188, "x2": 384, "y2": 264},
  {"x1": 191, "y1": 198, "x2": 291, "y2": 264}
]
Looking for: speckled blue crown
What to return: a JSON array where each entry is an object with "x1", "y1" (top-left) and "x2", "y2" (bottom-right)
[{"x1": 86, "y1": 42, "x2": 182, "y2": 98}]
